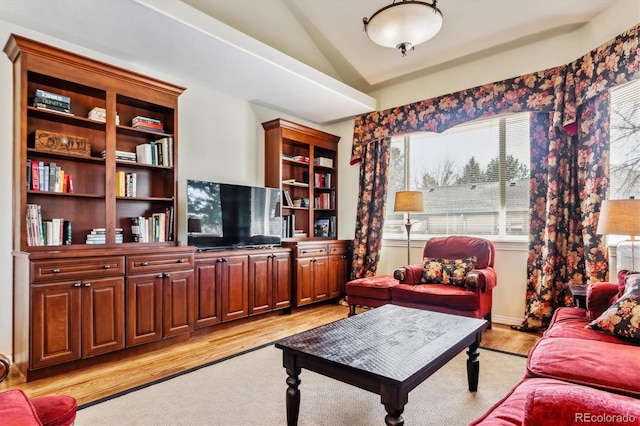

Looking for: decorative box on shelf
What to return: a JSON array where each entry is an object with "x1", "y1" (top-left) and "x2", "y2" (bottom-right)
[{"x1": 34, "y1": 130, "x2": 91, "y2": 157}]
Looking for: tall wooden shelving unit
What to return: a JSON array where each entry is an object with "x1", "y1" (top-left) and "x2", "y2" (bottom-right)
[
  {"x1": 263, "y1": 119, "x2": 352, "y2": 307},
  {"x1": 5, "y1": 34, "x2": 196, "y2": 381}
]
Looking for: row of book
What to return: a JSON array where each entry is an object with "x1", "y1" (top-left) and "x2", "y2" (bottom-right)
[
  {"x1": 86, "y1": 228, "x2": 123, "y2": 244},
  {"x1": 314, "y1": 217, "x2": 336, "y2": 237},
  {"x1": 115, "y1": 171, "x2": 136, "y2": 197},
  {"x1": 26, "y1": 204, "x2": 72, "y2": 246},
  {"x1": 314, "y1": 171, "x2": 332, "y2": 188},
  {"x1": 32, "y1": 88, "x2": 73, "y2": 115},
  {"x1": 282, "y1": 214, "x2": 301, "y2": 238},
  {"x1": 27, "y1": 159, "x2": 74, "y2": 193},
  {"x1": 314, "y1": 193, "x2": 333, "y2": 209},
  {"x1": 136, "y1": 137, "x2": 173, "y2": 166},
  {"x1": 130, "y1": 207, "x2": 174, "y2": 243},
  {"x1": 132, "y1": 115, "x2": 164, "y2": 132}
]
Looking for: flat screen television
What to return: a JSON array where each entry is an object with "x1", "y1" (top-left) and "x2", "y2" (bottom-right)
[{"x1": 186, "y1": 179, "x2": 282, "y2": 250}]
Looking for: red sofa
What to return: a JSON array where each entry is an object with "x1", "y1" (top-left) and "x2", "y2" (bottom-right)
[{"x1": 470, "y1": 270, "x2": 640, "y2": 426}]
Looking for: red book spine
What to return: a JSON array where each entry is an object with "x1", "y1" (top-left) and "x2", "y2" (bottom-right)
[{"x1": 31, "y1": 160, "x2": 39, "y2": 190}]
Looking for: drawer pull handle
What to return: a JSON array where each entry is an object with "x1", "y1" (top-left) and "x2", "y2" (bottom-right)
[
  {"x1": 301, "y1": 250, "x2": 307, "y2": 254},
  {"x1": 178, "y1": 259, "x2": 186, "y2": 263},
  {"x1": 104, "y1": 265, "x2": 111, "y2": 269},
  {"x1": 157, "y1": 274, "x2": 164, "y2": 278},
  {"x1": 164, "y1": 273, "x2": 171, "y2": 278},
  {"x1": 84, "y1": 283, "x2": 91, "y2": 287},
  {"x1": 52, "y1": 268, "x2": 61, "y2": 274},
  {"x1": 141, "y1": 262, "x2": 149, "y2": 266},
  {"x1": 73, "y1": 282, "x2": 81, "y2": 287}
]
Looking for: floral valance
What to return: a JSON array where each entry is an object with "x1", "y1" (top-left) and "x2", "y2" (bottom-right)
[{"x1": 351, "y1": 23, "x2": 639, "y2": 165}]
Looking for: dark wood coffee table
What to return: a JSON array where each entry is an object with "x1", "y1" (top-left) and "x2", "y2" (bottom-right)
[{"x1": 275, "y1": 304, "x2": 488, "y2": 426}]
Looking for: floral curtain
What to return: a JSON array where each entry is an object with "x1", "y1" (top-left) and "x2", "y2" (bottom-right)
[
  {"x1": 520, "y1": 92, "x2": 611, "y2": 330},
  {"x1": 351, "y1": 138, "x2": 391, "y2": 278},
  {"x1": 350, "y1": 24, "x2": 639, "y2": 319}
]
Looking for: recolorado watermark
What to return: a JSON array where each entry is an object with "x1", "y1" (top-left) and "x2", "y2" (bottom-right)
[{"x1": 575, "y1": 413, "x2": 636, "y2": 423}]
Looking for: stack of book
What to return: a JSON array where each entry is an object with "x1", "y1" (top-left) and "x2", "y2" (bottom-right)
[
  {"x1": 135, "y1": 137, "x2": 173, "y2": 166},
  {"x1": 86, "y1": 228, "x2": 123, "y2": 244},
  {"x1": 88, "y1": 107, "x2": 120, "y2": 124},
  {"x1": 27, "y1": 159, "x2": 72, "y2": 193},
  {"x1": 102, "y1": 150, "x2": 136, "y2": 162},
  {"x1": 32, "y1": 89, "x2": 72, "y2": 115},
  {"x1": 132, "y1": 116, "x2": 164, "y2": 132},
  {"x1": 293, "y1": 198, "x2": 309, "y2": 208},
  {"x1": 314, "y1": 156, "x2": 334, "y2": 168},
  {"x1": 115, "y1": 171, "x2": 136, "y2": 197}
]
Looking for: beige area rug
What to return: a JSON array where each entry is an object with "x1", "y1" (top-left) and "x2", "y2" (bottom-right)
[{"x1": 76, "y1": 345, "x2": 526, "y2": 426}]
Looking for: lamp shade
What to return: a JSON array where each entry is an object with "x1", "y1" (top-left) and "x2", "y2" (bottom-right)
[
  {"x1": 596, "y1": 199, "x2": 640, "y2": 236},
  {"x1": 394, "y1": 191, "x2": 424, "y2": 213},
  {"x1": 363, "y1": 1, "x2": 443, "y2": 54}
]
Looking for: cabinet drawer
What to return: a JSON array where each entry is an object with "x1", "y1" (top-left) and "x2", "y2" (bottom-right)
[
  {"x1": 296, "y1": 244, "x2": 328, "y2": 258},
  {"x1": 329, "y1": 243, "x2": 348, "y2": 256},
  {"x1": 127, "y1": 253, "x2": 194, "y2": 274},
  {"x1": 32, "y1": 256, "x2": 125, "y2": 283}
]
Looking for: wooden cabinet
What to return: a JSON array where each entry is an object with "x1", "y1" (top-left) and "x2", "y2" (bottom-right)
[
  {"x1": 248, "y1": 250, "x2": 291, "y2": 315},
  {"x1": 263, "y1": 119, "x2": 340, "y2": 239},
  {"x1": 30, "y1": 256, "x2": 125, "y2": 369},
  {"x1": 285, "y1": 241, "x2": 351, "y2": 307},
  {"x1": 328, "y1": 242, "x2": 350, "y2": 299},
  {"x1": 195, "y1": 248, "x2": 292, "y2": 324},
  {"x1": 125, "y1": 252, "x2": 195, "y2": 346}
]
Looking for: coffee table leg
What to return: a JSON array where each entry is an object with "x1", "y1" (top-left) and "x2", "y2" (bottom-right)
[
  {"x1": 466, "y1": 335, "x2": 481, "y2": 392},
  {"x1": 285, "y1": 365, "x2": 301, "y2": 426},
  {"x1": 383, "y1": 406, "x2": 404, "y2": 426}
]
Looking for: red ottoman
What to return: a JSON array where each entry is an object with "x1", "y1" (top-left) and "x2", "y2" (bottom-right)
[
  {"x1": 31, "y1": 394, "x2": 77, "y2": 426},
  {"x1": 346, "y1": 274, "x2": 399, "y2": 316}
]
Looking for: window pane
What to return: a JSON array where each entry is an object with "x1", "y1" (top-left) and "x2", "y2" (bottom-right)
[
  {"x1": 610, "y1": 79, "x2": 640, "y2": 200},
  {"x1": 384, "y1": 113, "x2": 530, "y2": 240}
]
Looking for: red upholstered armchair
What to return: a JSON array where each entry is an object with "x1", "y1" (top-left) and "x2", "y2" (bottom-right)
[{"x1": 392, "y1": 236, "x2": 497, "y2": 327}]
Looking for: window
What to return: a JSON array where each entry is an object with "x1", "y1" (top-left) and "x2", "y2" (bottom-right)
[
  {"x1": 385, "y1": 114, "x2": 531, "y2": 240},
  {"x1": 610, "y1": 79, "x2": 639, "y2": 200},
  {"x1": 608, "y1": 79, "x2": 640, "y2": 248}
]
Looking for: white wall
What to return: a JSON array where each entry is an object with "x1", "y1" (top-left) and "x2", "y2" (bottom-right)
[{"x1": 0, "y1": 1, "x2": 637, "y2": 359}]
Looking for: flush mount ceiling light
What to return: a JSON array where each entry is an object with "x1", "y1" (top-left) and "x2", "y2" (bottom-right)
[{"x1": 363, "y1": 0, "x2": 443, "y2": 56}]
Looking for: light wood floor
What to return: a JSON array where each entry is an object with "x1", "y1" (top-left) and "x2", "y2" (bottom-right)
[{"x1": 0, "y1": 303, "x2": 541, "y2": 406}]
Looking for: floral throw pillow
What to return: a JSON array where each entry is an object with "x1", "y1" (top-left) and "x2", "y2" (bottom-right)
[
  {"x1": 587, "y1": 274, "x2": 640, "y2": 343},
  {"x1": 420, "y1": 256, "x2": 477, "y2": 287}
]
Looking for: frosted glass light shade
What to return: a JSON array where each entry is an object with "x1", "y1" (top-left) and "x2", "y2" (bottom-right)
[{"x1": 364, "y1": 1, "x2": 443, "y2": 53}]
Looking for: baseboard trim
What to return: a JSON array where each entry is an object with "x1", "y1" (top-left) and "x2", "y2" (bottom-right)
[{"x1": 492, "y1": 314, "x2": 523, "y2": 326}]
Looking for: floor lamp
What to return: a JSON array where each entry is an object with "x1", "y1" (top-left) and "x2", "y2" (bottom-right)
[
  {"x1": 597, "y1": 198, "x2": 640, "y2": 272},
  {"x1": 394, "y1": 191, "x2": 424, "y2": 265}
]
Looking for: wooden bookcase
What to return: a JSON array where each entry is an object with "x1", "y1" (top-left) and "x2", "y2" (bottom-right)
[
  {"x1": 5, "y1": 34, "x2": 184, "y2": 251},
  {"x1": 4, "y1": 34, "x2": 195, "y2": 380},
  {"x1": 263, "y1": 118, "x2": 341, "y2": 240}
]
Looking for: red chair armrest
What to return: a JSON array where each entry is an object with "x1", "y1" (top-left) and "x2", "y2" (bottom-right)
[
  {"x1": 466, "y1": 267, "x2": 497, "y2": 291},
  {"x1": 393, "y1": 265, "x2": 423, "y2": 284},
  {"x1": 586, "y1": 282, "x2": 619, "y2": 319}
]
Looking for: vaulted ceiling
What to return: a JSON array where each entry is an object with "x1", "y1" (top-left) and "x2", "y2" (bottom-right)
[{"x1": 1, "y1": 0, "x2": 631, "y2": 123}]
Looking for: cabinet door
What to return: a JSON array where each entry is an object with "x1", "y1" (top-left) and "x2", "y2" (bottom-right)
[
  {"x1": 221, "y1": 255, "x2": 249, "y2": 321},
  {"x1": 194, "y1": 260, "x2": 222, "y2": 328},
  {"x1": 272, "y1": 253, "x2": 291, "y2": 310},
  {"x1": 126, "y1": 273, "x2": 163, "y2": 346},
  {"x1": 328, "y1": 254, "x2": 348, "y2": 299},
  {"x1": 31, "y1": 281, "x2": 82, "y2": 369},
  {"x1": 248, "y1": 254, "x2": 272, "y2": 315},
  {"x1": 296, "y1": 258, "x2": 314, "y2": 306},
  {"x1": 312, "y1": 257, "x2": 329, "y2": 301},
  {"x1": 81, "y1": 276, "x2": 125, "y2": 358},
  {"x1": 163, "y1": 269, "x2": 195, "y2": 337}
]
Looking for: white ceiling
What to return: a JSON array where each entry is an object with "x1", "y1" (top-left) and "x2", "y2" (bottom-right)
[{"x1": 0, "y1": 0, "x2": 632, "y2": 124}]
